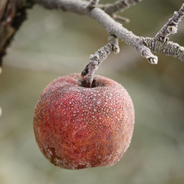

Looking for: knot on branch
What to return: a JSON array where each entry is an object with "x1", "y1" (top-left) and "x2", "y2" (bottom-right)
[
  {"x1": 137, "y1": 38, "x2": 158, "y2": 64},
  {"x1": 108, "y1": 35, "x2": 120, "y2": 54}
]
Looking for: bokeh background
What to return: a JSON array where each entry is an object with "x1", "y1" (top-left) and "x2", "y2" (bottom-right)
[{"x1": 0, "y1": 0, "x2": 184, "y2": 184}]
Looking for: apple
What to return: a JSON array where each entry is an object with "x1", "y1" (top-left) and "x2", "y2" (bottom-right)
[{"x1": 33, "y1": 73, "x2": 134, "y2": 169}]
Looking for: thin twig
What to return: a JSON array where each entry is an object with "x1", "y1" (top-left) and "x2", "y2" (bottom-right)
[
  {"x1": 81, "y1": 35, "x2": 120, "y2": 87},
  {"x1": 155, "y1": 3, "x2": 184, "y2": 42},
  {"x1": 81, "y1": 43, "x2": 112, "y2": 87},
  {"x1": 100, "y1": 0, "x2": 142, "y2": 15},
  {"x1": 112, "y1": 14, "x2": 130, "y2": 23},
  {"x1": 87, "y1": 0, "x2": 100, "y2": 9}
]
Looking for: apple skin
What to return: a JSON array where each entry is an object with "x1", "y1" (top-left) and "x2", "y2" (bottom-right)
[{"x1": 33, "y1": 73, "x2": 134, "y2": 169}]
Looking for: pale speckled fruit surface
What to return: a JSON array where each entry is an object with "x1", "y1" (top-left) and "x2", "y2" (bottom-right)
[{"x1": 33, "y1": 73, "x2": 135, "y2": 169}]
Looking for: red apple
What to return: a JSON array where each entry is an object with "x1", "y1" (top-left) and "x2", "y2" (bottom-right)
[{"x1": 33, "y1": 73, "x2": 134, "y2": 169}]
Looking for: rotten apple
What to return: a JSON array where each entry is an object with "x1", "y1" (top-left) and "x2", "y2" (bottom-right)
[{"x1": 33, "y1": 73, "x2": 134, "y2": 169}]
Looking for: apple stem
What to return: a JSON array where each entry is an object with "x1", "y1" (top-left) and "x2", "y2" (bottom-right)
[{"x1": 81, "y1": 35, "x2": 120, "y2": 87}]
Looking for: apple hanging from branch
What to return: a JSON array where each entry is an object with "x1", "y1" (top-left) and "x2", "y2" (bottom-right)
[{"x1": 33, "y1": 73, "x2": 134, "y2": 169}]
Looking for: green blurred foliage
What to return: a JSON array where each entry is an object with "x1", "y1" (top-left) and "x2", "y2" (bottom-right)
[{"x1": 0, "y1": 0, "x2": 184, "y2": 184}]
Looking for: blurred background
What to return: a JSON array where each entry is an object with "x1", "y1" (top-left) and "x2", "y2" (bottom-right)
[{"x1": 0, "y1": 0, "x2": 184, "y2": 183}]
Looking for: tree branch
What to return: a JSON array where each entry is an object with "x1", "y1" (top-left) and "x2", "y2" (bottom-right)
[
  {"x1": 0, "y1": 0, "x2": 33, "y2": 68},
  {"x1": 143, "y1": 37, "x2": 184, "y2": 61},
  {"x1": 1, "y1": 0, "x2": 183, "y2": 87},
  {"x1": 155, "y1": 3, "x2": 184, "y2": 42},
  {"x1": 32, "y1": 0, "x2": 184, "y2": 86},
  {"x1": 34, "y1": 0, "x2": 158, "y2": 62},
  {"x1": 112, "y1": 14, "x2": 130, "y2": 23},
  {"x1": 99, "y1": 0, "x2": 142, "y2": 15}
]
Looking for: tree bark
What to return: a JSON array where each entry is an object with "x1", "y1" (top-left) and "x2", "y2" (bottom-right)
[{"x1": 0, "y1": 0, "x2": 32, "y2": 66}]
